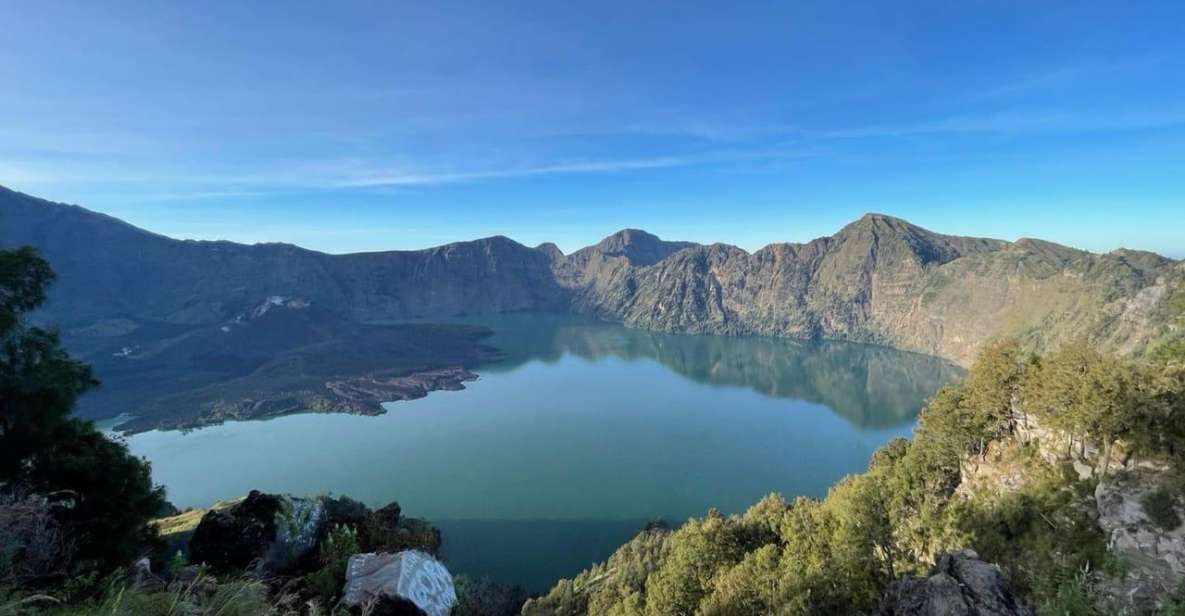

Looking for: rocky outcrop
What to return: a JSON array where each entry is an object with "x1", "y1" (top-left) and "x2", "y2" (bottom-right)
[
  {"x1": 342, "y1": 551, "x2": 458, "y2": 616},
  {"x1": 1095, "y1": 469, "x2": 1185, "y2": 612},
  {"x1": 879, "y1": 550, "x2": 1034, "y2": 616},
  {"x1": 953, "y1": 411, "x2": 1185, "y2": 613},
  {"x1": 178, "y1": 492, "x2": 441, "y2": 577},
  {"x1": 188, "y1": 491, "x2": 325, "y2": 574}
]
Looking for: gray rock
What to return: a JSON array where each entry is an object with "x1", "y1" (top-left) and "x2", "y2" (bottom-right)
[
  {"x1": 342, "y1": 551, "x2": 457, "y2": 616},
  {"x1": 1095, "y1": 469, "x2": 1185, "y2": 612},
  {"x1": 879, "y1": 550, "x2": 1034, "y2": 616}
]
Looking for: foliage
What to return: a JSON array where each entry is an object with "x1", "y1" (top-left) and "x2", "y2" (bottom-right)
[
  {"x1": 366, "y1": 516, "x2": 440, "y2": 555},
  {"x1": 453, "y1": 575, "x2": 529, "y2": 616},
  {"x1": 165, "y1": 551, "x2": 187, "y2": 580},
  {"x1": 303, "y1": 524, "x2": 358, "y2": 605},
  {"x1": 0, "y1": 493, "x2": 71, "y2": 585},
  {"x1": 1, "y1": 569, "x2": 292, "y2": 616},
  {"x1": 60, "y1": 576, "x2": 273, "y2": 616},
  {"x1": 1157, "y1": 595, "x2": 1185, "y2": 616},
  {"x1": 953, "y1": 459, "x2": 1108, "y2": 602},
  {"x1": 1036, "y1": 566, "x2": 1102, "y2": 616},
  {"x1": 531, "y1": 338, "x2": 1185, "y2": 615},
  {"x1": 0, "y1": 247, "x2": 53, "y2": 334},
  {"x1": 0, "y1": 247, "x2": 165, "y2": 575},
  {"x1": 1022, "y1": 340, "x2": 1142, "y2": 476}
]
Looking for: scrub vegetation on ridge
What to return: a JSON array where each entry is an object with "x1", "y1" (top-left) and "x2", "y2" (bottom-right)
[{"x1": 523, "y1": 337, "x2": 1185, "y2": 615}]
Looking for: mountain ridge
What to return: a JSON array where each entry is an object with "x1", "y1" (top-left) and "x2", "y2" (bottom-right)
[{"x1": 2, "y1": 185, "x2": 1181, "y2": 369}]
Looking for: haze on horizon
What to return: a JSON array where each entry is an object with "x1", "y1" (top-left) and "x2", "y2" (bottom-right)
[{"x1": 1, "y1": 1, "x2": 1183, "y2": 258}]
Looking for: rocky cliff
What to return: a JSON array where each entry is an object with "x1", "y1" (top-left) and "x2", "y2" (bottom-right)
[{"x1": 570, "y1": 214, "x2": 1183, "y2": 365}]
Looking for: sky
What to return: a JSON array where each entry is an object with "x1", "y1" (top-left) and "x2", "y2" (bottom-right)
[{"x1": 1, "y1": 1, "x2": 1183, "y2": 257}]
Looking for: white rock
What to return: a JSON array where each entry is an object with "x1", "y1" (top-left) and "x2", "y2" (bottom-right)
[{"x1": 342, "y1": 550, "x2": 457, "y2": 616}]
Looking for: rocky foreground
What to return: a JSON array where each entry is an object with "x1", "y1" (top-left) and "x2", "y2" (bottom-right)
[
  {"x1": 152, "y1": 490, "x2": 526, "y2": 616},
  {"x1": 151, "y1": 490, "x2": 1036, "y2": 616}
]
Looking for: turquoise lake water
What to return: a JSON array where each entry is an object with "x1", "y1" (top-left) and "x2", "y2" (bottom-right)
[{"x1": 123, "y1": 314, "x2": 959, "y2": 590}]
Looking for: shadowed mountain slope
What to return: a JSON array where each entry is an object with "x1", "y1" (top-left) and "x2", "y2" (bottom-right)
[{"x1": 0, "y1": 186, "x2": 566, "y2": 328}]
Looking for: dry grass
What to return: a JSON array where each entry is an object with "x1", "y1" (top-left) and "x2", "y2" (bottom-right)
[{"x1": 151, "y1": 498, "x2": 243, "y2": 537}]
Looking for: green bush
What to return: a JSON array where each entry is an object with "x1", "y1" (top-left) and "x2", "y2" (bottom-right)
[{"x1": 1036, "y1": 567, "x2": 1101, "y2": 616}]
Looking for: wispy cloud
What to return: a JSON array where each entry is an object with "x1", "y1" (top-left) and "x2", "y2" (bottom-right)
[
  {"x1": 333, "y1": 150, "x2": 795, "y2": 188},
  {"x1": 0, "y1": 146, "x2": 812, "y2": 204}
]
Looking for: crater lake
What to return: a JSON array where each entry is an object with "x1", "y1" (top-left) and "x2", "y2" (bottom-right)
[{"x1": 120, "y1": 314, "x2": 960, "y2": 591}]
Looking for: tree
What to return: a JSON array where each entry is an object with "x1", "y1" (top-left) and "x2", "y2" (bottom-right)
[
  {"x1": 0, "y1": 247, "x2": 165, "y2": 573},
  {"x1": 1023, "y1": 340, "x2": 1141, "y2": 477},
  {"x1": 961, "y1": 338, "x2": 1029, "y2": 439}
]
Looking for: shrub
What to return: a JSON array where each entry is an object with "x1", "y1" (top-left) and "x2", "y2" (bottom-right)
[
  {"x1": 1037, "y1": 566, "x2": 1101, "y2": 616},
  {"x1": 453, "y1": 575, "x2": 529, "y2": 616},
  {"x1": 304, "y1": 524, "x2": 359, "y2": 605},
  {"x1": 0, "y1": 493, "x2": 72, "y2": 584}
]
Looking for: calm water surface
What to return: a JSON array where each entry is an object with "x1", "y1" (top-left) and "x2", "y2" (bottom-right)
[{"x1": 125, "y1": 314, "x2": 959, "y2": 590}]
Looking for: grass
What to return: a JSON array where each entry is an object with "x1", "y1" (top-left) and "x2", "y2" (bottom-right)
[{"x1": 151, "y1": 499, "x2": 243, "y2": 537}]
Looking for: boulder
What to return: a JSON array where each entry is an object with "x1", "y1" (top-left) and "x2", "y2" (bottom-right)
[
  {"x1": 879, "y1": 550, "x2": 1034, "y2": 616},
  {"x1": 188, "y1": 490, "x2": 325, "y2": 574},
  {"x1": 342, "y1": 551, "x2": 457, "y2": 616}
]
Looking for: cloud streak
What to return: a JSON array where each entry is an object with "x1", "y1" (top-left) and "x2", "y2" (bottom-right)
[{"x1": 333, "y1": 150, "x2": 795, "y2": 188}]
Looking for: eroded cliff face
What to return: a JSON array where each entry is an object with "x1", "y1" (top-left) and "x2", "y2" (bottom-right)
[
  {"x1": 560, "y1": 215, "x2": 1183, "y2": 366},
  {"x1": 3, "y1": 186, "x2": 1181, "y2": 367}
]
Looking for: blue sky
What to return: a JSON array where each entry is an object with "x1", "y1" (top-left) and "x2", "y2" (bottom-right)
[{"x1": 1, "y1": 1, "x2": 1183, "y2": 256}]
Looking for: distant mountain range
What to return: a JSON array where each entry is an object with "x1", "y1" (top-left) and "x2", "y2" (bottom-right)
[{"x1": 1, "y1": 184, "x2": 1182, "y2": 428}]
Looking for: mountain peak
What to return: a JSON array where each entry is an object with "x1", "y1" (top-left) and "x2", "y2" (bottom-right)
[
  {"x1": 535, "y1": 242, "x2": 564, "y2": 260},
  {"x1": 843, "y1": 213, "x2": 922, "y2": 234},
  {"x1": 590, "y1": 229, "x2": 696, "y2": 266},
  {"x1": 836, "y1": 213, "x2": 1006, "y2": 266},
  {"x1": 597, "y1": 228, "x2": 659, "y2": 249}
]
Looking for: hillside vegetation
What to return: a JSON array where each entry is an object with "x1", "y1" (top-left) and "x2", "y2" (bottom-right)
[{"x1": 523, "y1": 338, "x2": 1185, "y2": 615}]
